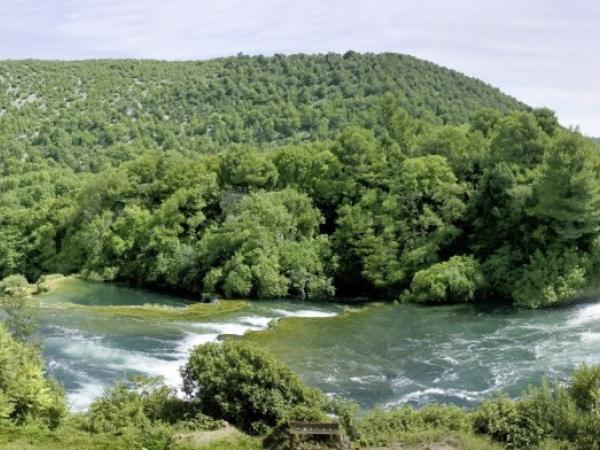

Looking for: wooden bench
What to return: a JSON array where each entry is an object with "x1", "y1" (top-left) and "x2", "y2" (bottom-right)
[{"x1": 287, "y1": 421, "x2": 349, "y2": 449}]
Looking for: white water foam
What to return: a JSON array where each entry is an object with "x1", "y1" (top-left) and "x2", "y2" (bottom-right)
[
  {"x1": 239, "y1": 316, "x2": 273, "y2": 328},
  {"x1": 391, "y1": 376, "x2": 415, "y2": 389},
  {"x1": 568, "y1": 303, "x2": 600, "y2": 327},
  {"x1": 387, "y1": 387, "x2": 486, "y2": 406},
  {"x1": 175, "y1": 333, "x2": 220, "y2": 354},
  {"x1": 46, "y1": 355, "x2": 107, "y2": 412},
  {"x1": 197, "y1": 322, "x2": 265, "y2": 335},
  {"x1": 273, "y1": 309, "x2": 337, "y2": 318},
  {"x1": 349, "y1": 375, "x2": 387, "y2": 385},
  {"x1": 50, "y1": 308, "x2": 339, "y2": 411},
  {"x1": 60, "y1": 339, "x2": 184, "y2": 386},
  {"x1": 45, "y1": 325, "x2": 100, "y2": 342},
  {"x1": 69, "y1": 380, "x2": 106, "y2": 412},
  {"x1": 580, "y1": 332, "x2": 600, "y2": 343}
]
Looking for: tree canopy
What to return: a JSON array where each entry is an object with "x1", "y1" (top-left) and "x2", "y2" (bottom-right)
[{"x1": 0, "y1": 54, "x2": 598, "y2": 307}]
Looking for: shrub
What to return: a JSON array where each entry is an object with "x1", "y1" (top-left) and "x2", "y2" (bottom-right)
[
  {"x1": 355, "y1": 404, "x2": 470, "y2": 447},
  {"x1": 569, "y1": 365, "x2": 600, "y2": 412},
  {"x1": 520, "y1": 381, "x2": 581, "y2": 444},
  {"x1": 84, "y1": 376, "x2": 225, "y2": 450},
  {"x1": 0, "y1": 274, "x2": 40, "y2": 342},
  {"x1": 85, "y1": 375, "x2": 216, "y2": 436},
  {"x1": 471, "y1": 372, "x2": 600, "y2": 449},
  {"x1": 85, "y1": 381, "x2": 153, "y2": 435},
  {"x1": 405, "y1": 255, "x2": 484, "y2": 303},
  {"x1": 511, "y1": 247, "x2": 588, "y2": 308},
  {"x1": 181, "y1": 340, "x2": 328, "y2": 434},
  {"x1": 0, "y1": 325, "x2": 65, "y2": 427},
  {"x1": 473, "y1": 395, "x2": 547, "y2": 449},
  {"x1": 418, "y1": 404, "x2": 471, "y2": 431},
  {"x1": 0, "y1": 275, "x2": 30, "y2": 295}
]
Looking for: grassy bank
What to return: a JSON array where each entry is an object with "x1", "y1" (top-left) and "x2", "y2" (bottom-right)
[
  {"x1": 34, "y1": 275, "x2": 249, "y2": 321},
  {"x1": 40, "y1": 299, "x2": 248, "y2": 321},
  {"x1": 0, "y1": 426, "x2": 500, "y2": 450},
  {"x1": 0, "y1": 422, "x2": 263, "y2": 450}
]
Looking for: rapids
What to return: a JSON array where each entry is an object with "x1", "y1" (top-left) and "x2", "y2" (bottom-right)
[{"x1": 37, "y1": 279, "x2": 600, "y2": 411}]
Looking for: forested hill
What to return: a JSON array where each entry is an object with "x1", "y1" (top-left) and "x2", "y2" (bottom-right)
[
  {"x1": 2, "y1": 53, "x2": 599, "y2": 309},
  {"x1": 0, "y1": 53, "x2": 525, "y2": 173}
]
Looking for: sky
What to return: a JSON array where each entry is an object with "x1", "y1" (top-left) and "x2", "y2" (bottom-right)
[{"x1": 1, "y1": 0, "x2": 598, "y2": 135}]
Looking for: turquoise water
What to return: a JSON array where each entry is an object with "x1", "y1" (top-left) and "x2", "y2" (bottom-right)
[
  {"x1": 37, "y1": 280, "x2": 600, "y2": 411},
  {"x1": 38, "y1": 280, "x2": 342, "y2": 410},
  {"x1": 249, "y1": 302, "x2": 600, "y2": 409}
]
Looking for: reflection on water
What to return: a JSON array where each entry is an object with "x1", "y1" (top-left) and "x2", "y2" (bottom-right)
[{"x1": 38, "y1": 280, "x2": 600, "y2": 412}]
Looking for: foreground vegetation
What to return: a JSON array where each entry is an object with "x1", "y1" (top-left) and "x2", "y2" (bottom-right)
[{"x1": 2, "y1": 307, "x2": 600, "y2": 450}]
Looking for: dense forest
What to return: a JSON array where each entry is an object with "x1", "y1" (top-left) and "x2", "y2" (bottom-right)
[{"x1": 1, "y1": 53, "x2": 599, "y2": 308}]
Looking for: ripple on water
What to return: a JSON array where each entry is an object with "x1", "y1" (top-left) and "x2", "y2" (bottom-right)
[
  {"x1": 43, "y1": 299, "x2": 342, "y2": 411},
  {"x1": 349, "y1": 374, "x2": 388, "y2": 385},
  {"x1": 387, "y1": 387, "x2": 488, "y2": 407},
  {"x1": 44, "y1": 280, "x2": 600, "y2": 413}
]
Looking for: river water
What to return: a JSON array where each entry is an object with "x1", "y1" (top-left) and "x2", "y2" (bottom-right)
[{"x1": 37, "y1": 279, "x2": 600, "y2": 411}]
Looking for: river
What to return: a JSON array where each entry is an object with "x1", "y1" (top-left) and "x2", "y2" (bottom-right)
[{"x1": 37, "y1": 279, "x2": 600, "y2": 411}]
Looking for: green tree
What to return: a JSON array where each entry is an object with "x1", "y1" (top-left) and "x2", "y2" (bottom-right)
[
  {"x1": 404, "y1": 255, "x2": 484, "y2": 304},
  {"x1": 335, "y1": 155, "x2": 465, "y2": 294},
  {"x1": 200, "y1": 189, "x2": 334, "y2": 299},
  {"x1": 219, "y1": 147, "x2": 278, "y2": 190},
  {"x1": 530, "y1": 132, "x2": 600, "y2": 243},
  {"x1": 489, "y1": 112, "x2": 547, "y2": 167},
  {"x1": 182, "y1": 341, "x2": 327, "y2": 434}
]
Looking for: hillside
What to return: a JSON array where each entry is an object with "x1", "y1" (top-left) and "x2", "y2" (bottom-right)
[
  {"x1": 0, "y1": 53, "x2": 525, "y2": 173},
  {"x1": 1, "y1": 53, "x2": 599, "y2": 309}
]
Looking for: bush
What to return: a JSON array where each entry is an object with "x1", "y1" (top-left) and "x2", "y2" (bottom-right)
[
  {"x1": 355, "y1": 404, "x2": 470, "y2": 447},
  {"x1": 0, "y1": 324, "x2": 65, "y2": 427},
  {"x1": 0, "y1": 275, "x2": 30, "y2": 295},
  {"x1": 469, "y1": 367, "x2": 600, "y2": 449},
  {"x1": 181, "y1": 340, "x2": 328, "y2": 434},
  {"x1": 0, "y1": 274, "x2": 40, "y2": 342},
  {"x1": 472, "y1": 395, "x2": 542, "y2": 449},
  {"x1": 85, "y1": 375, "x2": 216, "y2": 436},
  {"x1": 472, "y1": 383, "x2": 583, "y2": 450},
  {"x1": 404, "y1": 255, "x2": 484, "y2": 303},
  {"x1": 419, "y1": 404, "x2": 471, "y2": 431},
  {"x1": 35, "y1": 274, "x2": 65, "y2": 294},
  {"x1": 84, "y1": 375, "x2": 229, "y2": 450},
  {"x1": 569, "y1": 364, "x2": 600, "y2": 412},
  {"x1": 511, "y1": 247, "x2": 588, "y2": 308},
  {"x1": 85, "y1": 382, "x2": 152, "y2": 435}
]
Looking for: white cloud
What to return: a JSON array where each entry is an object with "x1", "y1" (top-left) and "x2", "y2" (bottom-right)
[{"x1": 0, "y1": 0, "x2": 598, "y2": 135}]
